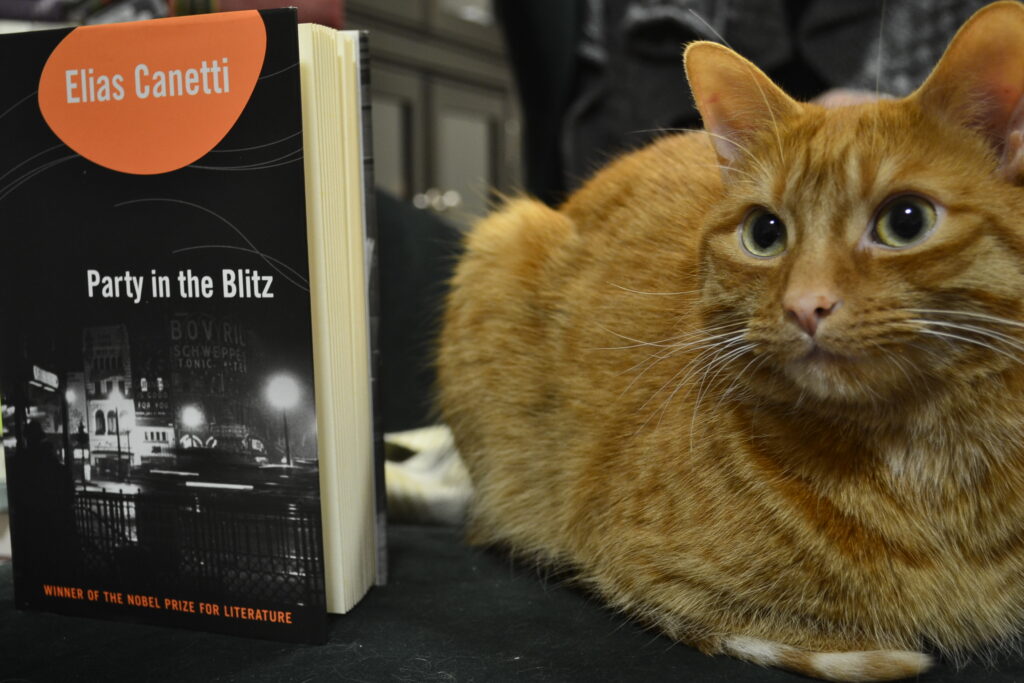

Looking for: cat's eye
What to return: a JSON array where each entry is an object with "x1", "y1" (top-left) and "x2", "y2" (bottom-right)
[
  {"x1": 872, "y1": 195, "x2": 937, "y2": 248},
  {"x1": 740, "y1": 209, "x2": 787, "y2": 258}
]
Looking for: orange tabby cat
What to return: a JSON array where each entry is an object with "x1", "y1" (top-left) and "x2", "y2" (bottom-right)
[{"x1": 438, "y1": 2, "x2": 1024, "y2": 681}]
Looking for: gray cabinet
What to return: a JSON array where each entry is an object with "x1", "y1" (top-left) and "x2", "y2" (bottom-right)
[{"x1": 348, "y1": 0, "x2": 521, "y2": 230}]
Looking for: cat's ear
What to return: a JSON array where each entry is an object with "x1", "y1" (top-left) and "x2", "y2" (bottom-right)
[
  {"x1": 684, "y1": 41, "x2": 801, "y2": 167},
  {"x1": 910, "y1": 1, "x2": 1024, "y2": 181}
]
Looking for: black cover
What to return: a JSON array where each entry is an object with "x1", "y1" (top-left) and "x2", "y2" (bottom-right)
[{"x1": 0, "y1": 9, "x2": 333, "y2": 642}]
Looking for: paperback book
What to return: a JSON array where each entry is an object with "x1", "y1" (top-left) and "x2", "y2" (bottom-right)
[{"x1": 0, "y1": 9, "x2": 383, "y2": 643}]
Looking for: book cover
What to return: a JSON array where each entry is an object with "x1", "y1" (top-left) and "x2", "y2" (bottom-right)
[{"x1": 0, "y1": 9, "x2": 374, "y2": 643}]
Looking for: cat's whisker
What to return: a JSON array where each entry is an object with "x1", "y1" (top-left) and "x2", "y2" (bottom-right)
[
  {"x1": 911, "y1": 318, "x2": 1024, "y2": 356},
  {"x1": 620, "y1": 335, "x2": 751, "y2": 401},
  {"x1": 916, "y1": 329, "x2": 1024, "y2": 365},
  {"x1": 698, "y1": 351, "x2": 771, "y2": 433},
  {"x1": 619, "y1": 332, "x2": 724, "y2": 381},
  {"x1": 686, "y1": 8, "x2": 783, "y2": 165},
  {"x1": 908, "y1": 308, "x2": 1024, "y2": 332},
  {"x1": 660, "y1": 322, "x2": 749, "y2": 348},
  {"x1": 694, "y1": 343, "x2": 757, "y2": 407},
  {"x1": 685, "y1": 8, "x2": 733, "y2": 50},
  {"x1": 909, "y1": 319, "x2": 1024, "y2": 354},
  {"x1": 875, "y1": 344, "x2": 918, "y2": 393},
  {"x1": 634, "y1": 343, "x2": 721, "y2": 406},
  {"x1": 597, "y1": 325, "x2": 716, "y2": 350},
  {"x1": 653, "y1": 350, "x2": 733, "y2": 435},
  {"x1": 632, "y1": 349, "x2": 718, "y2": 432},
  {"x1": 717, "y1": 352, "x2": 772, "y2": 408},
  {"x1": 607, "y1": 282, "x2": 702, "y2": 297},
  {"x1": 691, "y1": 344, "x2": 748, "y2": 394},
  {"x1": 637, "y1": 339, "x2": 740, "y2": 409},
  {"x1": 629, "y1": 126, "x2": 700, "y2": 136},
  {"x1": 633, "y1": 333, "x2": 749, "y2": 433},
  {"x1": 703, "y1": 131, "x2": 770, "y2": 174},
  {"x1": 620, "y1": 336, "x2": 737, "y2": 388},
  {"x1": 643, "y1": 338, "x2": 733, "y2": 364},
  {"x1": 712, "y1": 164, "x2": 759, "y2": 183},
  {"x1": 628, "y1": 321, "x2": 748, "y2": 354},
  {"x1": 599, "y1": 322, "x2": 746, "y2": 352},
  {"x1": 684, "y1": 342, "x2": 758, "y2": 449},
  {"x1": 604, "y1": 338, "x2": 698, "y2": 352},
  {"x1": 874, "y1": 0, "x2": 887, "y2": 98},
  {"x1": 791, "y1": 387, "x2": 809, "y2": 414}
]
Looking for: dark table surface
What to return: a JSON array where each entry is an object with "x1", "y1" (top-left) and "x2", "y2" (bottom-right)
[{"x1": 2, "y1": 524, "x2": 1022, "y2": 682}]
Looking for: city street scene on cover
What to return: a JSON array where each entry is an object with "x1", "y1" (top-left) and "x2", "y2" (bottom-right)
[{"x1": 0, "y1": 14, "x2": 329, "y2": 638}]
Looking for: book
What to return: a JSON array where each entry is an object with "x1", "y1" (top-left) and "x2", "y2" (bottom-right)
[{"x1": 0, "y1": 8, "x2": 383, "y2": 643}]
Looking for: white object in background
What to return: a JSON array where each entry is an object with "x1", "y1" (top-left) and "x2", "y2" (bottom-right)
[{"x1": 385, "y1": 425, "x2": 472, "y2": 525}]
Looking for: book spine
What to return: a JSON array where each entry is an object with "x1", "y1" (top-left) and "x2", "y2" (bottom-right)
[{"x1": 356, "y1": 30, "x2": 388, "y2": 587}]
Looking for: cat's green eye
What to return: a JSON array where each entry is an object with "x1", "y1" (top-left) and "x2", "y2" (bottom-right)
[
  {"x1": 872, "y1": 195, "x2": 937, "y2": 248},
  {"x1": 740, "y1": 209, "x2": 787, "y2": 258}
]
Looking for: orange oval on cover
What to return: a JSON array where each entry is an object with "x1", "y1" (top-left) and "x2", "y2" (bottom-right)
[{"x1": 38, "y1": 11, "x2": 266, "y2": 175}]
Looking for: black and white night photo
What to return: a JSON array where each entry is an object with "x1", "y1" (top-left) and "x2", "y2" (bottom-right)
[{"x1": 0, "y1": 33, "x2": 329, "y2": 637}]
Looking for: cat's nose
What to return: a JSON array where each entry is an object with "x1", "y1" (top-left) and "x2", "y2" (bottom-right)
[{"x1": 784, "y1": 292, "x2": 840, "y2": 337}]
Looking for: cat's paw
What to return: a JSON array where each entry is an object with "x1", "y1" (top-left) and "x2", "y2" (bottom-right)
[{"x1": 721, "y1": 634, "x2": 932, "y2": 682}]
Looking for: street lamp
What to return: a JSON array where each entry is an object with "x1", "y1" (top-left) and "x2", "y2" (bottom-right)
[
  {"x1": 74, "y1": 421, "x2": 91, "y2": 480},
  {"x1": 266, "y1": 375, "x2": 299, "y2": 466},
  {"x1": 121, "y1": 409, "x2": 135, "y2": 466},
  {"x1": 109, "y1": 388, "x2": 127, "y2": 480},
  {"x1": 181, "y1": 405, "x2": 204, "y2": 449},
  {"x1": 62, "y1": 387, "x2": 77, "y2": 467}
]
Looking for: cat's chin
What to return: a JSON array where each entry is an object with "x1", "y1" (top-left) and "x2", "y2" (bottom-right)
[{"x1": 781, "y1": 346, "x2": 893, "y2": 404}]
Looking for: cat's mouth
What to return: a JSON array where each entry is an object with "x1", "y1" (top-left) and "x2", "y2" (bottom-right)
[
  {"x1": 800, "y1": 346, "x2": 845, "y2": 363},
  {"x1": 791, "y1": 339, "x2": 857, "y2": 366},
  {"x1": 778, "y1": 342, "x2": 875, "y2": 399},
  {"x1": 782, "y1": 341, "x2": 906, "y2": 403}
]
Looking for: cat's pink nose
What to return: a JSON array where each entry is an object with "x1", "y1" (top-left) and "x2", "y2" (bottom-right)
[{"x1": 784, "y1": 292, "x2": 839, "y2": 337}]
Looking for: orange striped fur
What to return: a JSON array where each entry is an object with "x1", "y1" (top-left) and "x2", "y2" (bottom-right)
[{"x1": 438, "y1": 3, "x2": 1024, "y2": 679}]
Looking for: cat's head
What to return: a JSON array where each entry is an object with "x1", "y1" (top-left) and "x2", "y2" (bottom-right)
[{"x1": 685, "y1": 0, "x2": 1024, "y2": 407}]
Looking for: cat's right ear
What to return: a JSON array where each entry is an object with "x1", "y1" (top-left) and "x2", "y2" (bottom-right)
[
  {"x1": 684, "y1": 41, "x2": 801, "y2": 169},
  {"x1": 910, "y1": 1, "x2": 1024, "y2": 182}
]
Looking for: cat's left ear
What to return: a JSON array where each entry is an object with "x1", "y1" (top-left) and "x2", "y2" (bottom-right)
[
  {"x1": 684, "y1": 41, "x2": 801, "y2": 169},
  {"x1": 911, "y1": 1, "x2": 1024, "y2": 182}
]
